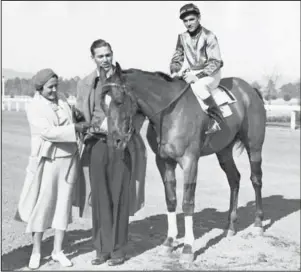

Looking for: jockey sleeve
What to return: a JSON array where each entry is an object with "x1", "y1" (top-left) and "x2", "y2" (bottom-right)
[
  {"x1": 200, "y1": 33, "x2": 224, "y2": 77},
  {"x1": 170, "y1": 35, "x2": 185, "y2": 74}
]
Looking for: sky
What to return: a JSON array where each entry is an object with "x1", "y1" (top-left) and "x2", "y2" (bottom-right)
[{"x1": 2, "y1": 1, "x2": 300, "y2": 85}]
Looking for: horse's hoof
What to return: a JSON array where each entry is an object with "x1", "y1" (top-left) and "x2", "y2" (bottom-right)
[
  {"x1": 226, "y1": 229, "x2": 236, "y2": 237},
  {"x1": 161, "y1": 245, "x2": 173, "y2": 254},
  {"x1": 179, "y1": 245, "x2": 194, "y2": 263},
  {"x1": 161, "y1": 237, "x2": 175, "y2": 254},
  {"x1": 252, "y1": 226, "x2": 264, "y2": 236}
]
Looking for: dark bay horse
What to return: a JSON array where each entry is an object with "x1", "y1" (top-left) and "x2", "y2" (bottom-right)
[{"x1": 100, "y1": 63, "x2": 266, "y2": 262}]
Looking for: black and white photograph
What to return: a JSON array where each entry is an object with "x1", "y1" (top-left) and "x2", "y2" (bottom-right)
[{"x1": 1, "y1": 1, "x2": 300, "y2": 271}]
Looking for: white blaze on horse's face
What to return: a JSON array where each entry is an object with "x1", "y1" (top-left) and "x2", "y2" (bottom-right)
[
  {"x1": 92, "y1": 46, "x2": 113, "y2": 72},
  {"x1": 182, "y1": 14, "x2": 200, "y2": 33}
]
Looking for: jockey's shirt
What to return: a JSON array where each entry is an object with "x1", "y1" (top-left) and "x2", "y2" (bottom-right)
[{"x1": 170, "y1": 25, "x2": 223, "y2": 78}]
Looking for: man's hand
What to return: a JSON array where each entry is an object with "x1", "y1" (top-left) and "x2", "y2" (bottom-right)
[
  {"x1": 88, "y1": 117, "x2": 108, "y2": 134},
  {"x1": 74, "y1": 122, "x2": 91, "y2": 133},
  {"x1": 71, "y1": 106, "x2": 85, "y2": 123},
  {"x1": 183, "y1": 71, "x2": 199, "y2": 84}
]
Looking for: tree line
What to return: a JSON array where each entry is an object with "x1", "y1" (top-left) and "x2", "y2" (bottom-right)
[
  {"x1": 3, "y1": 77, "x2": 80, "y2": 98},
  {"x1": 251, "y1": 77, "x2": 300, "y2": 103},
  {"x1": 3, "y1": 76, "x2": 300, "y2": 103}
]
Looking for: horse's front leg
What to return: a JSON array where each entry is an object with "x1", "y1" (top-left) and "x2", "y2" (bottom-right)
[
  {"x1": 180, "y1": 155, "x2": 198, "y2": 263},
  {"x1": 155, "y1": 155, "x2": 178, "y2": 252}
]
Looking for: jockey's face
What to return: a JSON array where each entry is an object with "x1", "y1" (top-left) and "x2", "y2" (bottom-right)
[
  {"x1": 182, "y1": 13, "x2": 200, "y2": 33},
  {"x1": 92, "y1": 46, "x2": 113, "y2": 73},
  {"x1": 41, "y1": 77, "x2": 58, "y2": 101}
]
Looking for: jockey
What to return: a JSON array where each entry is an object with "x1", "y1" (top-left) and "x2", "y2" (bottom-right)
[{"x1": 170, "y1": 3, "x2": 225, "y2": 134}]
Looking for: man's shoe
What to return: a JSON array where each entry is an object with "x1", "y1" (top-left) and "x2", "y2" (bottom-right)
[
  {"x1": 107, "y1": 257, "x2": 126, "y2": 266},
  {"x1": 91, "y1": 255, "x2": 110, "y2": 265}
]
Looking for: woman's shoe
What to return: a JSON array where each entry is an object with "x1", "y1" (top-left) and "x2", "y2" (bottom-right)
[
  {"x1": 51, "y1": 251, "x2": 73, "y2": 267},
  {"x1": 28, "y1": 253, "x2": 41, "y2": 270}
]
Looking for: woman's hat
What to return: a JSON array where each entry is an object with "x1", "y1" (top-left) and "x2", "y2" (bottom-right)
[{"x1": 33, "y1": 68, "x2": 58, "y2": 90}]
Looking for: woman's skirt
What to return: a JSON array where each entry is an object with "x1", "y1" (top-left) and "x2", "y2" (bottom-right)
[{"x1": 25, "y1": 155, "x2": 78, "y2": 233}]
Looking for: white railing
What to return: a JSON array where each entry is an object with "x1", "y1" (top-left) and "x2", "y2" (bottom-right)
[
  {"x1": 2, "y1": 97, "x2": 76, "y2": 112},
  {"x1": 2, "y1": 98, "x2": 300, "y2": 130},
  {"x1": 264, "y1": 104, "x2": 300, "y2": 130}
]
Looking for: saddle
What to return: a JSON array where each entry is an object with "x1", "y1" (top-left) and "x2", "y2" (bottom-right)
[{"x1": 197, "y1": 85, "x2": 237, "y2": 118}]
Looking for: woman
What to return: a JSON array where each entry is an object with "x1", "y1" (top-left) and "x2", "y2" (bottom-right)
[{"x1": 14, "y1": 68, "x2": 90, "y2": 269}]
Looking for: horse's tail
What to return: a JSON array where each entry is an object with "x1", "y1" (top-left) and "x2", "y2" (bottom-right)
[
  {"x1": 233, "y1": 137, "x2": 245, "y2": 157},
  {"x1": 253, "y1": 87, "x2": 264, "y2": 103}
]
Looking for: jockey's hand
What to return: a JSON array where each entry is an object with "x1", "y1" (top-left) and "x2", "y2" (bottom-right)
[
  {"x1": 170, "y1": 72, "x2": 180, "y2": 78},
  {"x1": 183, "y1": 71, "x2": 198, "y2": 84}
]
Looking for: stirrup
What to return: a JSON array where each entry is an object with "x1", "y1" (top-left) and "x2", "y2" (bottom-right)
[{"x1": 205, "y1": 120, "x2": 221, "y2": 134}]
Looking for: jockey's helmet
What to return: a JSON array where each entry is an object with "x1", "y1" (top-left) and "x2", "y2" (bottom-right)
[{"x1": 179, "y1": 3, "x2": 200, "y2": 20}]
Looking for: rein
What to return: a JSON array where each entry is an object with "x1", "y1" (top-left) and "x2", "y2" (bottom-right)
[{"x1": 151, "y1": 83, "x2": 190, "y2": 152}]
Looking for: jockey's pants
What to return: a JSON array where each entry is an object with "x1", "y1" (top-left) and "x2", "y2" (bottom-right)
[{"x1": 190, "y1": 70, "x2": 221, "y2": 102}]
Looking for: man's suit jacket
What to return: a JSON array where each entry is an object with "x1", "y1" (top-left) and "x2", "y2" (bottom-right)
[{"x1": 74, "y1": 70, "x2": 147, "y2": 218}]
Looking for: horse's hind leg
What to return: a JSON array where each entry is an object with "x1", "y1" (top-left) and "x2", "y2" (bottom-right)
[
  {"x1": 241, "y1": 105, "x2": 266, "y2": 235},
  {"x1": 216, "y1": 144, "x2": 241, "y2": 236},
  {"x1": 155, "y1": 155, "x2": 178, "y2": 252},
  {"x1": 245, "y1": 144, "x2": 264, "y2": 235}
]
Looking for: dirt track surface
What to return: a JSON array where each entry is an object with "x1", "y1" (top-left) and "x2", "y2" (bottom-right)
[{"x1": 2, "y1": 111, "x2": 300, "y2": 271}]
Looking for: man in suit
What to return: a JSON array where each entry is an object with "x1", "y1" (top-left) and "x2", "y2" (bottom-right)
[{"x1": 76, "y1": 39, "x2": 147, "y2": 266}]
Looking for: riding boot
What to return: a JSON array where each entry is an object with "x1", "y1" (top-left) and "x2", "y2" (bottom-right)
[{"x1": 203, "y1": 95, "x2": 225, "y2": 134}]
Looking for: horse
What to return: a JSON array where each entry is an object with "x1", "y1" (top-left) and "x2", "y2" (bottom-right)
[{"x1": 99, "y1": 63, "x2": 266, "y2": 263}]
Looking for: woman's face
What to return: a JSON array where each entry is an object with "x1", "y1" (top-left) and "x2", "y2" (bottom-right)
[{"x1": 40, "y1": 76, "x2": 58, "y2": 101}]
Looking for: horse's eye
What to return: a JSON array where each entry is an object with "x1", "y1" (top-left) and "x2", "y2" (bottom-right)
[{"x1": 114, "y1": 101, "x2": 123, "y2": 106}]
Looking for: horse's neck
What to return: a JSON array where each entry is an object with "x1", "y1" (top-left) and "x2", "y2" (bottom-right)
[{"x1": 125, "y1": 72, "x2": 186, "y2": 121}]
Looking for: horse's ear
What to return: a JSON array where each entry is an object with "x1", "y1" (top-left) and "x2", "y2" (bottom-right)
[
  {"x1": 99, "y1": 67, "x2": 107, "y2": 82},
  {"x1": 115, "y1": 62, "x2": 122, "y2": 78}
]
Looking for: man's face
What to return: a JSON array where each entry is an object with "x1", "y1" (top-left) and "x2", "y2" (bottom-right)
[
  {"x1": 92, "y1": 46, "x2": 113, "y2": 72},
  {"x1": 40, "y1": 77, "x2": 58, "y2": 101},
  {"x1": 182, "y1": 13, "x2": 200, "y2": 33}
]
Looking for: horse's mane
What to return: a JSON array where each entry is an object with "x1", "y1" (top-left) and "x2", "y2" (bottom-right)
[{"x1": 123, "y1": 69, "x2": 175, "y2": 82}]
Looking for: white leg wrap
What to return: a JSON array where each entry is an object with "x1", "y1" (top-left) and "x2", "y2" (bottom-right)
[
  {"x1": 167, "y1": 212, "x2": 178, "y2": 239},
  {"x1": 184, "y1": 216, "x2": 195, "y2": 245}
]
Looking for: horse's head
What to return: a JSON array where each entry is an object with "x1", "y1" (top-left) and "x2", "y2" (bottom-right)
[{"x1": 101, "y1": 62, "x2": 138, "y2": 150}]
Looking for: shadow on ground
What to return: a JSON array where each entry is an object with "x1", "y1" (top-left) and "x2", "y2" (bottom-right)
[{"x1": 2, "y1": 195, "x2": 300, "y2": 270}]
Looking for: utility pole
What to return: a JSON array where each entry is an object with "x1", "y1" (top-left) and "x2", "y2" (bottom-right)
[{"x1": 2, "y1": 76, "x2": 5, "y2": 98}]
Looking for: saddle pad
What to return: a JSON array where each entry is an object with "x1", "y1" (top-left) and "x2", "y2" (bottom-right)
[{"x1": 198, "y1": 86, "x2": 237, "y2": 118}]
